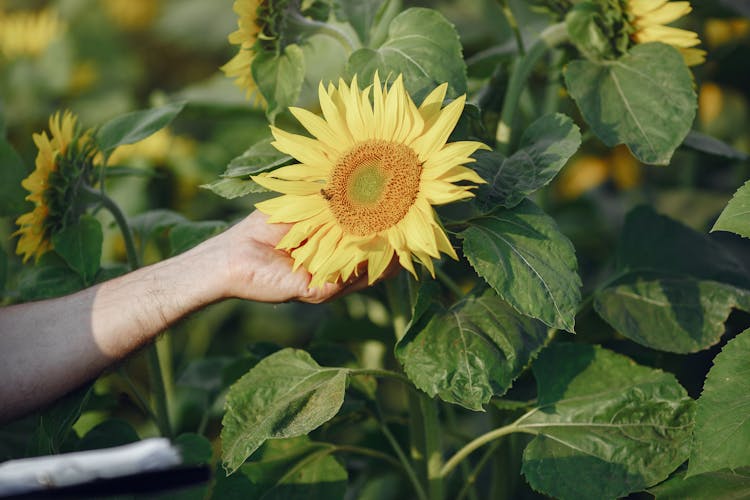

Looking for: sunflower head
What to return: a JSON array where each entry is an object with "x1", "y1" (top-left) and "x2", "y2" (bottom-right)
[
  {"x1": 626, "y1": 0, "x2": 706, "y2": 65},
  {"x1": 222, "y1": 0, "x2": 290, "y2": 104},
  {"x1": 14, "y1": 111, "x2": 99, "y2": 263},
  {"x1": 252, "y1": 73, "x2": 490, "y2": 287},
  {"x1": 0, "y1": 6, "x2": 65, "y2": 61}
]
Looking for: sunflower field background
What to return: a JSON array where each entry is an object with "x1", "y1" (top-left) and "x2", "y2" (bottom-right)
[{"x1": 1, "y1": 0, "x2": 750, "y2": 498}]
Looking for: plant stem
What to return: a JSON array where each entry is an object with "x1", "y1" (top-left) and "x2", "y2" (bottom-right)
[
  {"x1": 419, "y1": 394, "x2": 443, "y2": 500},
  {"x1": 287, "y1": 11, "x2": 358, "y2": 54},
  {"x1": 455, "y1": 441, "x2": 501, "y2": 500},
  {"x1": 333, "y1": 445, "x2": 402, "y2": 469},
  {"x1": 385, "y1": 279, "x2": 409, "y2": 341},
  {"x1": 496, "y1": 22, "x2": 568, "y2": 155},
  {"x1": 445, "y1": 406, "x2": 479, "y2": 500},
  {"x1": 376, "y1": 401, "x2": 429, "y2": 500},
  {"x1": 440, "y1": 422, "x2": 530, "y2": 478},
  {"x1": 92, "y1": 187, "x2": 172, "y2": 438},
  {"x1": 499, "y1": 0, "x2": 525, "y2": 56}
]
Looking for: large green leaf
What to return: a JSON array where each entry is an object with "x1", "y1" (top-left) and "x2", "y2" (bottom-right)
[
  {"x1": 201, "y1": 177, "x2": 269, "y2": 199},
  {"x1": 520, "y1": 343, "x2": 694, "y2": 500},
  {"x1": 0, "y1": 138, "x2": 32, "y2": 217},
  {"x1": 683, "y1": 130, "x2": 749, "y2": 160},
  {"x1": 346, "y1": 8, "x2": 466, "y2": 98},
  {"x1": 650, "y1": 468, "x2": 750, "y2": 499},
  {"x1": 168, "y1": 220, "x2": 227, "y2": 256},
  {"x1": 460, "y1": 200, "x2": 581, "y2": 331},
  {"x1": 594, "y1": 275, "x2": 750, "y2": 353},
  {"x1": 712, "y1": 179, "x2": 750, "y2": 239},
  {"x1": 253, "y1": 44, "x2": 305, "y2": 123},
  {"x1": 616, "y1": 205, "x2": 750, "y2": 289},
  {"x1": 18, "y1": 255, "x2": 85, "y2": 301},
  {"x1": 223, "y1": 138, "x2": 293, "y2": 178},
  {"x1": 396, "y1": 288, "x2": 552, "y2": 411},
  {"x1": 564, "y1": 43, "x2": 696, "y2": 165},
  {"x1": 688, "y1": 329, "x2": 750, "y2": 476},
  {"x1": 51, "y1": 215, "x2": 103, "y2": 286},
  {"x1": 221, "y1": 349, "x2": 348, "y2": 474},
  {"x1": 474, "y1": 113, "x2": 581, "y2": 211},
  {"x1": 96, "y1": 101, "x2": 186, "y2": 153},
  {"x1": 333, "y1": 0, "x2": 386, "y2": 45}
]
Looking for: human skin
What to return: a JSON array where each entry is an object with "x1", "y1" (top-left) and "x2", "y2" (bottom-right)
[{"x1": 0, "y1": 210, "x2": 371, "y2": 423}]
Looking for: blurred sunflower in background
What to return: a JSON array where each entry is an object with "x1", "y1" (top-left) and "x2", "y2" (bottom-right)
[
  {"x1": 253, "y1": 74, "x2": 489, "y2": 287},
  {"x1": 222, "y1": 0, "x2": 265, "y2": 104},
  {"x1": 14, "y1": 111, "x2": 99, "y2": 263},
  {"x1": 101, "y1": 0, "x2": 161, "y2": 31},
  {"x1": 627, "y1": 0, "x2": 705, "y2": 65},
  {"x1": 557, "y1": 145, "x2": 642, "y2": 200},
  {"x1": 0, "y1": 6, "x2": 64, "y2": 61}
]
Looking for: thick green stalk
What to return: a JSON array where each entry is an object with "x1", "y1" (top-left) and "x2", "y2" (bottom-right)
[
  {"x1": 377, "y1": 401, "x2": 429, "y2": 500},
  {"x1": 94, "y1": 188, "x2": 172, "y2": 438},
  {"x1": 496, "y1": 22, "x2": 568, "y2": 155}
]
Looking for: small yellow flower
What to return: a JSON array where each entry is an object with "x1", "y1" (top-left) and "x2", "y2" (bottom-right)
[
  {"x1": 14, "y1": 111, "x2": 96, "y2": 263},
  {"x1": 253, "y1": 74, "x2": 489, "y2": 287},
  {"x1": 108, "y1": 128, "x2": 195, "y2": 166},
  {"x1": 704, "y1": 18, "x2": 750, "y2": 48},
  {"x1": 0, "y1": 7, "x2": 65, "y2": 60},
  {"x1": 222, "y1": 0, "x2": 264, "y2": 104},
  {"x1": 628, "y1": 0, "x2": 706, "y2": 65},
  {"x1": 557, "y1": 146, "x2": 641, "y2": 200}
]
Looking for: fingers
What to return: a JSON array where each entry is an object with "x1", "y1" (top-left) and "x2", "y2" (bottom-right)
[{"x1": 296, "y1": 256, "x2": 403, "y2": 304}]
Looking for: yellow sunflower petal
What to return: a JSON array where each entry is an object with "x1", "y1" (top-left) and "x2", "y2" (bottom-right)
[
  {"x1": 255, "y1": 194, "x2": 328, "y2": 223},
  {"x1": 411, "y1": 95, "x2": 467, "y2": 162}
]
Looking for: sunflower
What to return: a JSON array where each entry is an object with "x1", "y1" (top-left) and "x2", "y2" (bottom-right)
[
  {"x1": 628, "y1": 0, "x2": 706, "y2": 65},
  {"x1": 222, "y1": 0, "x2": 264, "y2": 104},
  {"x1": 253, "y1": 74, "x2": 489, "y2": 287},
  {"x1": 15, "y1": 111, "x2": 96, "y2": 263},
  {"x1": 0, "y1": 7, "x2": 64, "y2": 60}
]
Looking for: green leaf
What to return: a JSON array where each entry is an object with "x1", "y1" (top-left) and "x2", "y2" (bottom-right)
[
  {"x1": 96, "y1": 101, "x2": 186, "y2": 153},
  {"x1": 460, "y1": 199, "x2": 581, "y2": 331},
  {"x1": 565, "y1": 2, "x2": 629, "y2": 61},
  {"x1": 223, "y1": 138, "x2": 293, "y2": 178},
  {"x1": 683, "y1": 130, "x2": 749, "y2": 160},
  {"x1": 564, "y1": 43, "x2": 696, "y2": 165},
  {"x1": 595, "y1": 275, "x2": 750, "y2": 353},
  {"x1": 0, "y1": 138, "x2": 32, "y2": 217},
  {"x1": 616, "y1": 205, "x2": 750, "y2": 288},
  {"x1": 51, "y1": 215, "x2": 103, "y2": 285},
  {"x1": 333, "y1": 0, "x2": 386, "y2": 45},
  {"x1": 688, "y1": 329, "x2": 750, "y2": 476},
  {"x1": 215, "y1": 436, "x2": 347, "y2": 500},
  {"x1": 253, "y1": 44, "x2": 306, "y2": 123},
  {"x1": 18, "y1": 255, "x2": 85, "y2": 301},
  {"x1": 177, "y1": 357, "x2": 234, "y2": 394},
  {"x1": 168, "y1": 220, "x2": 227, "y2": 256},
  {"x1": 396, "y1": 288, "x2": 552, "y2": 410},
  {"x1": 474, "y1": 113, "x2": 581, "y2": 211},
  {"x1": 347, "y1": 7, "x2": 467, "y2": 98},
  {"x1": 221, "y1": 349, "x2": 348, "y2": 474},
  {"x1": 76, "y1": 419, "x2": 139, "y2": 451},
  {"x1": 128, "y1": 209, "x2": 187, "y2": 244},
  {"x1": 712, "y1": 179, "x2": 750, "y2": 239},
  {"x1": 175, "y1": 433, "x2": 214, "y2": 466},
  {"x1": 201, "y1": 177, "x2": 269, "y2": 199},
  {"x1": 520, "y1": 343, "x2": 694, "y2": 500},
  {"x1": 32, "y1": 384, "x2": 92, "y2": 455},
  {"x1": 650, "y1": 468, "x2": 750, "y2": 499}
]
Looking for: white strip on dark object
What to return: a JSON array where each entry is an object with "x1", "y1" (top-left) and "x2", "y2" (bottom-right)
[{"x1": 0, "y1": 438, "x2": 182, "y2": 496}]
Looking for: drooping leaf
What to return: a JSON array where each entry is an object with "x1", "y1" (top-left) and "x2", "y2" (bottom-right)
[
  {"x1": 253, "y1": 44, "x2": 306, "y2": 123},
  {"x1": 396, "y1": 288, "x2": 552, "y2": 411},
  {"x1": 520, "y1": 343, "x2": 694, "y2": 500},
  {"x1": 683, "y1": 130, "x2": 749, "y2": 160},
  {"x1": 347, "y1": 7, "x2": 466, "y2": 98},
  {"x1": 650, "y1": 468, "x2": 750, "y2": 499},
  {"x1": 594, "y1": 275, "x2": 750, "y2": 353},
  {"x1": 474, "y1": 113, "x2": 581, "y2": 211},
  {"x1": 712, "y1": 179, "x2": 750, "y2": 239},
  {"x1": 616, "y1": 205, "x2": 750, "y2": 289},
  {"x1": 221, "y1": 349, "x2": 348, "y2": 474},
  {"x1": 96, "y1": 101, "x2": 186, "y2": 153},
  {"x1": 18, "y1": 255, "x2": 85, "y2": 301},
  {"x1": 460, "y1": 199, "x2": 581, "y2": 331},
  {"x1": 168, "y1": 220, "x2": 227, "y2": 256},
  {"x1": 688, "y1": 329, "x2": 750, "y2": 476},
  {"x1": 0, "y1": 138, "x2": 32, "y2": 217},
  {"x1": 128, "y1": 209, "x2": 187, "y2": 245},
  {"x1": 564, "y1": 43, "x2": 696, "y2": 165},
  {"x1": 51, "y1": 215, "x2": 103, "y2": 285}
]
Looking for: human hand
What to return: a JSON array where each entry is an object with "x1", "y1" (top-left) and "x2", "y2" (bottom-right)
[{"x1": 212, "y1": 210, "x2": 387, "y2": 303}]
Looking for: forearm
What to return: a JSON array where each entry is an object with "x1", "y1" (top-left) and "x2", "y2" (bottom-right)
[{"x1": 0, "y1": 238, "x2": 225, "y2": 423}]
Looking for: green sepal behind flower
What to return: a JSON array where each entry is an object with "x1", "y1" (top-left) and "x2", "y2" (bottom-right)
[{"x1": 566, "y1": 0, "x2": 632, "y2": 60}]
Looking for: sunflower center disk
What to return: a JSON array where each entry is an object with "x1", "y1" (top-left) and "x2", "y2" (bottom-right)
[{"x1": 325, "y1": 140, "x2": 422, "y2": 236}]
